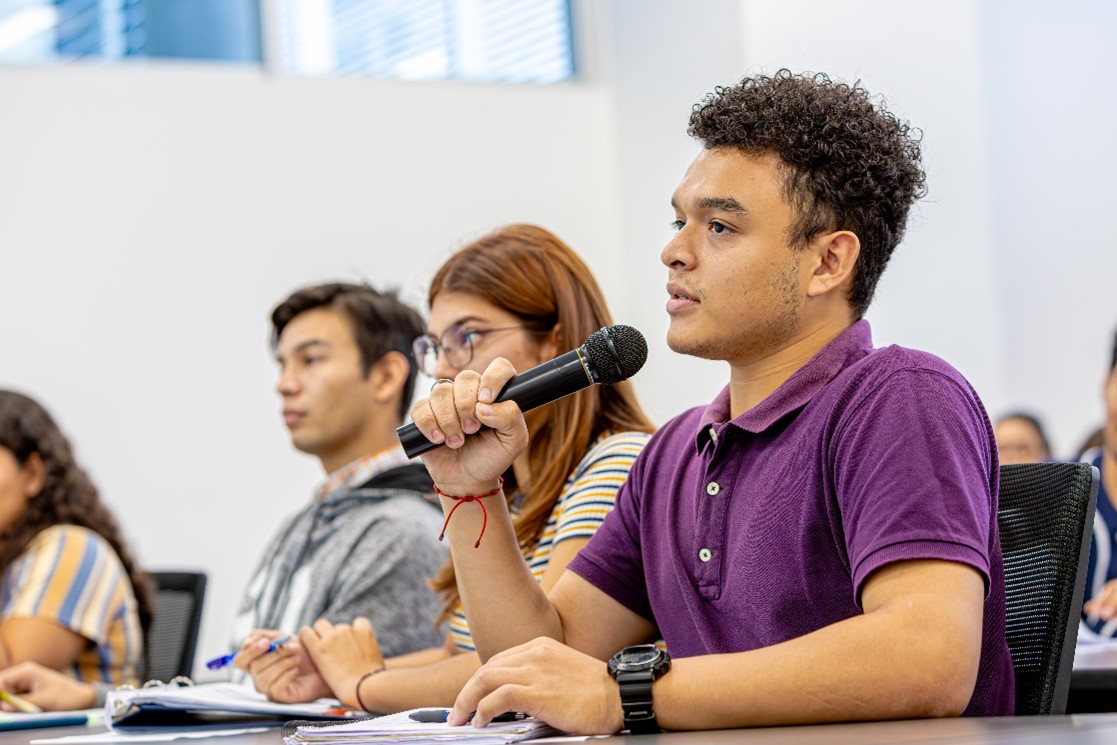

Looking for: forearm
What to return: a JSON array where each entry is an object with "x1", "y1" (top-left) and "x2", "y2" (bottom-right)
[
  {"x1": 436, "y1": 489, "x2": 564, "y2": 660},
  {"x1": 386, "y1": 645, "x2": 456, "y2": 669},
  {"x1": 656, "y1": 610, "x2": 977, "y2": 730},
  {"x1": 361, "y1": 651, "x2": 483, "y2": 712}
]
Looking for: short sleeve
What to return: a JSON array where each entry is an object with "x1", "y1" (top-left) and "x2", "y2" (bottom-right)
[
  {"x1": 833, "y1": 367, "x2": 997, "y2": 603},
  {"x1": 3, "y1": 525, "x2": 132, "y2": 647},
  {"x1": 566, "y1": 433, "x2": 657, "y2": 622},
  {"x1": 553, "y1": 432, "x2": 651, "y2": 546}
]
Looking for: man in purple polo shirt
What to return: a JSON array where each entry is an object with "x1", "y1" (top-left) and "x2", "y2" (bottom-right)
[{"x1": 409, "y1": 70, "x2": 1014, "y2": 733}]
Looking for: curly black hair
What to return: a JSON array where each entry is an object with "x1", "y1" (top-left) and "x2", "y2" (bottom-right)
[
  {"x1": 0, "y1": 390, "x2": 154, "y2": 637},
  {"x1": 688, "y1": 70, "x2": 927, "y2": 318}
]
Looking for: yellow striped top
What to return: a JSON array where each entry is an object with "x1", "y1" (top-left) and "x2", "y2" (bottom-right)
[
  {"x1": 449, "y1": 431, "x2": 651, "y2": 652},
  {"x1": 1, "y1": 525, "x2": 142, "y2": 684}
]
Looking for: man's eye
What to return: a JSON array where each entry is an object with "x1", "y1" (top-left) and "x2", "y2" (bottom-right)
[
  {"x1": 669, "y1": 220, "x2": 685, "y2": 232},
  {"x1": 710, "y1": 222, "x2": 731, "y2": 234}
]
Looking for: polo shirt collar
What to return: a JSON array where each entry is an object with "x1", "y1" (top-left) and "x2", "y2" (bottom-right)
[{"x1": 696, "y1": 320, "x2": 874, "y2": 449}]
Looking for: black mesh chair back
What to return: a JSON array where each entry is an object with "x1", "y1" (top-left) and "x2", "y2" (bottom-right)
[
  {"x1": 142, "y1": 571, "x2": 207, "y2": 681},
  {"x1": 999, "y1": 462, "x2": 1098, "y2": 715}
]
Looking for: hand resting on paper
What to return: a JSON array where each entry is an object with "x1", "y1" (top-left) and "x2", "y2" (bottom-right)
[
  {"x1": 233, "y1": 628, "x2": 330, "y2": 704},
  {"x1": 0, "y1": 661, "x2": 96, "y2": 711}
]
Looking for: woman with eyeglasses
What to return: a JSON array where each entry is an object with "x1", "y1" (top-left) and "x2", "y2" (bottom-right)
[{"x1": 237, "y1": 224, "x2": 655, "y2": 713}]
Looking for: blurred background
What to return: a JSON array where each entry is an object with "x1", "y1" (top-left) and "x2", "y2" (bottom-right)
[{"x1": 2, "y1": 0, "x2": 1114, "y2": 676}]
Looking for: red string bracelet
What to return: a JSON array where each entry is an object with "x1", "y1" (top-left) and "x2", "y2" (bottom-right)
[{"x1": 434, "y1": 477, "x2": 504, "y2": 548}]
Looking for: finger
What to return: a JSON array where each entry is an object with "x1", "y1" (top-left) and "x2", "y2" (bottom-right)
[
  {"x1": 233, "y1": 644, "x2": 269, "y2": 672},
  {"x1": 452, "y1": 371, "x2": 482, "y2": 435},
  {"x1": 477, "y1": 358, "x2": 517, "y2": 405},
  {"x1": 313, "y1": 619, "x2": 335, "y2": 636},
  {"x1": 299, "y1": 626, "x2": 322, "y2": 656},
  {"x1": 409, "y1": 396, "x2": 446, "y2": 444},
  {"x1": 266, "y1": 662, "x2": 300, "y2": 703},
  {"x1": 472, "y1": 683, "x2": 532, "y2": 728},
  {"x1": 428, "y1": 379, "x2": 467, "y2": 447}
]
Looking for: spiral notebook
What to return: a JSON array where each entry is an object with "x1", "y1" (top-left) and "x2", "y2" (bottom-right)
[{"x1": 107, "y1": 681, "x2": 363, "y2": 731}]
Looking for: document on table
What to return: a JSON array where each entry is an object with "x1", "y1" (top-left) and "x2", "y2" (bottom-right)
[{"x1": 284, "y1": 707, "x2": 562, "y2": 745}]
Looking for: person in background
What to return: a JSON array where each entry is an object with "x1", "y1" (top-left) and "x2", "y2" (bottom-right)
[
  {"x1": 236, "y1": 225, "x2": 655, "y2": 713},
  {"x1": 1080, "y1": 327, "x2": 1117, "y2": 634},
  {"x1": 1, "y1": 283, "x2": 449, "y2": 710},
  {"x1": 411, "y1": 71, "x2": 1013, "y2": 734},
  {"x1": 0, "y1": 390, "x2": 151, "y2": 707},
  {"x1": 230, "y1": 283, "x2": 448, "y2": 672},
  {"x1": 994, "y1": 412, "x2": 1053, "y2": 465}
]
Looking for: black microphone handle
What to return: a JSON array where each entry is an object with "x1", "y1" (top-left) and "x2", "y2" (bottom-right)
[{"x1": 396, "y1": 348, "x2": 594, "y2": 459}]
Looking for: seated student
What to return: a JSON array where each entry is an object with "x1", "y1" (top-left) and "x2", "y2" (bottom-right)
[
  {"x1": 0, "y1": 283, "x2": 446, "y2": 710},
  {"x1": 411, "y1": 71, "x2": 1014, "y2": 734},
  {"x1": 0, "y1": 390, "x2": 151, "y2": 690},
  {"x1": 235, "y1": 225, "x2": 655, "y2": 712},
  {"x1": 1079, "y1": 328, "x2": 1117, "y2": 633},
  {"x1": 994, "y1": 412, "x2": 1053, "y2": 465}
]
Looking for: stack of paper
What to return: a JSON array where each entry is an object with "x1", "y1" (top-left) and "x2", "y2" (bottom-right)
[
  {"x1": 284, "y1": 708, "x2": 561, "y2": 745},
  {"x1": 107, "y1": 682, "x2": 360, "y2": 730}
]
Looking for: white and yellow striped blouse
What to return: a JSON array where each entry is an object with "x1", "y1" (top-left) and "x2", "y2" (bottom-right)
[
  {"x1": 1, "y1": 524, "x2": 142, "y2": 684},
  {"x1": 449, "y1": 431, "x2": 650, "y2": 652}
]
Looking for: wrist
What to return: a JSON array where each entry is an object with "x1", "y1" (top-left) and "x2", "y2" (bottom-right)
[
  {"x1": 433, "y1": 480, "x2": 502, "y2": 498},
  {"x1": 352, "y1": 667, "x2": 388, "y2": 712}
]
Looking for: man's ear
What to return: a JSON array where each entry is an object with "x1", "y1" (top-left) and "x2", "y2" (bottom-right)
[
  {"x1": 805, "y1": 230, "x2": 860, "y2": 299},
  {"x1": 367, "y1": 351, "x2": 411, "y2": 404},
  {"x1": 22, "y1": 452, "x2": 45, "y2": 499}
]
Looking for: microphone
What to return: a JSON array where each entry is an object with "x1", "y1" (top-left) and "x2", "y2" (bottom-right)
[{"x1": 397, "y1": 324, "x2": 648, "y2": 458}]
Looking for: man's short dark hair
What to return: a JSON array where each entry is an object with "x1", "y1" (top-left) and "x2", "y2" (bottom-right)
[
  {"x1": 688, "y1": 69, "x2": 927, "y2": 318},
  {"x1": 271, "y1": 282, "x2": 424, "y2": 420}
]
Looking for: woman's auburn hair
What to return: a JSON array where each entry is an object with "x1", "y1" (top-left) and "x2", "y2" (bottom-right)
[{"x1": 425, "y1": 224, "x2": 654, "y2": 623}]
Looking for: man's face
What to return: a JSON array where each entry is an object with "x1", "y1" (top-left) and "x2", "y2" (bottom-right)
[
  {"x1": 274, "y1": 308, "x2": 380, "y2": 461},
  {"x1": 662, "y1": 148, "x2": 809, "y2": 365}
]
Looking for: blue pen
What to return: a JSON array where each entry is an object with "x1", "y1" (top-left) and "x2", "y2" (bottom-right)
[{"x1": 205, "y1": 634, "x2": 291, "y2": 670}]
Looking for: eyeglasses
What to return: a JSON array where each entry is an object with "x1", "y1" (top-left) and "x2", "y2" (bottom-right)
[{"x1": 412, "y1": 324, "x2": 526, "y2": 377}]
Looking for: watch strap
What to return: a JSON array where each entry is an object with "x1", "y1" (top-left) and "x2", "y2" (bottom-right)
[{"x1": 615, "y1": 670, "x2": 659, "y2": 734}]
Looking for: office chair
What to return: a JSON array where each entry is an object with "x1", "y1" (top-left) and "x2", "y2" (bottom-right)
[
  {"x1": 142, "y1": 571, "x2": 207, "y2": 681},
  {"x1": 999, "y1": 462, "x2": 1098, "y2": 715}
]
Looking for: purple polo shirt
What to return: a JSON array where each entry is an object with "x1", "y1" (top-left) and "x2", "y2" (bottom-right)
[{"x1": 568, "y1": 320, "x2": 1014, "y2": 716}]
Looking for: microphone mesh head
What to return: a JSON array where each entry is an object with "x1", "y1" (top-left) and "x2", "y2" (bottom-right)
[{"x1": 582, "y1": 325, "x2": 648, "y2": 385}]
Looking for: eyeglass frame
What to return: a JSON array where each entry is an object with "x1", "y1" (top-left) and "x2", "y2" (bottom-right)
[{"x1": 412, "y1": 324, "x2": 529, "y2": 377}]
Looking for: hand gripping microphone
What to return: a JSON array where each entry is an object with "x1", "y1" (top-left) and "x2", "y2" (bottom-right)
[{"x1": 397, "y1": 324, "x2": 648, "y2": 459}]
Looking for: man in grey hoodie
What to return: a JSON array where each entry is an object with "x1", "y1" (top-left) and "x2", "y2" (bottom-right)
[{"x1": 231, "y1": 282, "x2": 446, "y2": 701}]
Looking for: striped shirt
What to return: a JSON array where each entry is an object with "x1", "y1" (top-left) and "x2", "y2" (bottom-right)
[
  {"x1": 449, "y1": 431, "x2": 651, "y2": 651},
  {"x1": 1, "y1": 525, "x2": 142, "y2": 684}
]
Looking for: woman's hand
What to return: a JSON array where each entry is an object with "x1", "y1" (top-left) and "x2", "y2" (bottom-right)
[
  {"x1": 410, "y1": 360, "x2": 529, "y2": 494},
  {"x1": 0, "y1": 661, "x2": 96, "y2": 711},
  {"x1": 300, "y1": 617, "x2": 386, "y2": 710}
]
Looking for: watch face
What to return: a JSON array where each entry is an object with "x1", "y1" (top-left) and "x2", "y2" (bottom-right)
[{"x1": 614, "y1": 645, "x2": 662, "y2": 671}]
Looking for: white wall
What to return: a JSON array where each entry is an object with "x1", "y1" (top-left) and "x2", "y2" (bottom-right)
[
  {"x1": 979, "y1": 0, "x2": 1117, "y2": 458},
  {"x1": 1, "y1": 0, "x2": 1113, "y2": 676},
  {"x1": 0, "y1": 62, "x2": 625, "y2": 673}
]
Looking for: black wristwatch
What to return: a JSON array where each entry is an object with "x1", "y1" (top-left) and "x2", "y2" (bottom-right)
[{"x1": 607, "y1": 644, "x2": 671, "y2": 734}]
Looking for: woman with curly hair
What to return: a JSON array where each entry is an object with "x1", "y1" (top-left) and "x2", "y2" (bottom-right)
[{"x1": 0, "y1": 390, "x2": 152, "y2": 690}]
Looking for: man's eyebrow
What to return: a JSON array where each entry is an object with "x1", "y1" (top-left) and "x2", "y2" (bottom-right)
[
  {"x1": 670, "y1": 195, "x2": 748, "y2": 215},
  {"x1": 695, "y1": 196, "x2": 747, "y2": 214},
  {"x1": 276, "y1": 339, "x2": 330, "y2": 360}
]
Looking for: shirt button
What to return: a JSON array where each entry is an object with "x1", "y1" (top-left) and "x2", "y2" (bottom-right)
[
  {"x1": 706, "y1": 481, "x2": 720, "y2": 496},
  {"x1": 699, "y1": 548, "x2": 712, "y2": 562}
]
